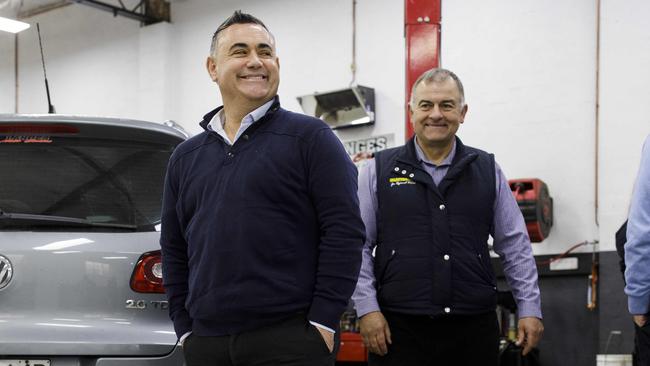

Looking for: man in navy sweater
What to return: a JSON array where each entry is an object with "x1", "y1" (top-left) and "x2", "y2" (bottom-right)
[{"x1": 160, "y1": 11, "x2": 365, "y2": 366}]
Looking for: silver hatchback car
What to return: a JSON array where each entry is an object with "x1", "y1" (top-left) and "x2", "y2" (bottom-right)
[{"x1": 0, "y1": 115, "x2": 187, "y2": 365}]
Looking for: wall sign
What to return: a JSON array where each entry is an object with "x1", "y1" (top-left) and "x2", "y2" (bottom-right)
[{"x1": 343, "y1": 134, "x2": 395, "y2": 156}]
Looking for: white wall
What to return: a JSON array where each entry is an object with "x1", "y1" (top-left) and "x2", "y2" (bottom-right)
[
  {"x1": 0, "y1": 33, "x2": 14, "y2": 112},
  {"x1": 598, "y1": 0, "x2": 650, "y2": 252},
  {"x1": 441, "y1": 0, "x2": 650, "y2": 253},
  {"x1": 9, "y1": 4, "x2": 142, "y2": 116},
  {"x1": 442, "y1": 0, "x2": 599, "y2": 255},
  {"x1": 0, "y1": 0, "x2": 404, "y2": 137},
  {"x1": 168, "y1": 0, "x2": 404, "y2": 138},
  {"x1": 0, "y1": 0, "x2": 648, "y2": 254}
]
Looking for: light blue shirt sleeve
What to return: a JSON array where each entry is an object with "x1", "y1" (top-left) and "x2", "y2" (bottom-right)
[
  {"x1": 625, "y1": 135, "x2": 650, "y2": 315},
  {"x1": 351, "y1": 159, "x2": 380, "y2": 317},
  {"x1": 491, "y1": 163, "x2": 542, "y2": 319}
]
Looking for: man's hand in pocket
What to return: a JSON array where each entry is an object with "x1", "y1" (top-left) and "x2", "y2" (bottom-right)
[{"x1": 316, "y1": 327, "x2": 334, "y2": 353}]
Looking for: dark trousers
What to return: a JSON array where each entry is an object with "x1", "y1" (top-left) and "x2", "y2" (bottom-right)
[
  {"x1": 182, "y1": 314, "x2": 336, "y2": 366},
  {"x1": 368, "y1": 311, "x2": 499, "y2": 366},
  {"x1": 634, "y1": 322, "x2": 650, "y2": 366}
]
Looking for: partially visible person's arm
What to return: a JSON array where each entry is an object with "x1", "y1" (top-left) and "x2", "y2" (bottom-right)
[
  {"x1": 351, "y1": 159, "x2": 392, "y2": 356},
  {"x1": 625, "y1": 135, "x2": 650, "y2": 324},
  {"x1": 352, "y1": 160, "x2": 380, "y2": 317},
  {"x1": 160, "y1": 155, "x2": 193, "y2": 339},
  {"x1": 305, "y1": 127, "x2": 366, "y2": 338},
  {"x1": 491, "y1": 162, "x2": 543, "y2": 355}
]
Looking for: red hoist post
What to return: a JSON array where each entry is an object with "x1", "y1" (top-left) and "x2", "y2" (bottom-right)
[{"x1": 405, "y1": 0, "x2": 441, "y2": 140}]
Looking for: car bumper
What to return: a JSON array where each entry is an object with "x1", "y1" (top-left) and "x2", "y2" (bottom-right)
[{"x1": 1, "y1": 346, "x2": 185, "y2": 366}]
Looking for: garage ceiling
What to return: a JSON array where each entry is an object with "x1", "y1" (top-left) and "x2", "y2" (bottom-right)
[{"x1": 6, "y1": 0, "x2": 171, "y2": 24}]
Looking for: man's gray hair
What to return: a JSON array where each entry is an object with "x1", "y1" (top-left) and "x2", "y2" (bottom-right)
[{"x1": 409, "y1": 68, "x2": 465, "y2": 108}]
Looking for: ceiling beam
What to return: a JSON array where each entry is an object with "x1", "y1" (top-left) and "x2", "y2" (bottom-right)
[
  {"x1": 17, "y1": 1, "x2": 71, "y2": 19},
  {"x1": 70, "y1": 0, "x2": 169, "y2": 25}
]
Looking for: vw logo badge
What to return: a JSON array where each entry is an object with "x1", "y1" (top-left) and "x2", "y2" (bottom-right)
[{"x1": 0, "y1": 255, "x2": 13, "y2": 290}]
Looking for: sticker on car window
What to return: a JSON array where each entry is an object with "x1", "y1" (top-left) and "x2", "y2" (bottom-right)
[{"x1": 1, "y1": 136, "x2": 53, "y2": 143}]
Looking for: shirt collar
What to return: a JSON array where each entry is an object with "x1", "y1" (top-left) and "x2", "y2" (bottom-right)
[
  {"x1": 414, "y1": 136, "x2": 456, "y2": 167},
  {"x1": 207, "y1": 98, "x2": 275, "y2": 134}
]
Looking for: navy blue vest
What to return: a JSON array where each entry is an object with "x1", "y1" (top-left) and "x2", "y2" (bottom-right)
[{"x1": 374, "y1": 137, "x2": 497, "y2": 316}]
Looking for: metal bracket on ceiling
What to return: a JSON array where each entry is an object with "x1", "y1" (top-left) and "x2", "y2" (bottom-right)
[{"x1": 70, "y1": 0, "x2": 170, "y2": 25}]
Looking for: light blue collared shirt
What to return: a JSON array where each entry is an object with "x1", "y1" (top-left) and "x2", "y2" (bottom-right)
[{"x1": 207, "y1": 99, "x2": 274, "y2": 145}]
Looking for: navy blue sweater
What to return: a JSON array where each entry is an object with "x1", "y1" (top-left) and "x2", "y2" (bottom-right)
[{"x1": 160, "y1": 99, "x2": 365, "y2": 337}]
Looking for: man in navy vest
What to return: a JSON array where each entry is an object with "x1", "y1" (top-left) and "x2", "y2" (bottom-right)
[
  {"x1": 352, "y1": 68, "x2": 543, "y2": 365},
  {"x1": 160, "y1": 11, "x2": 365, "y2": 366}
]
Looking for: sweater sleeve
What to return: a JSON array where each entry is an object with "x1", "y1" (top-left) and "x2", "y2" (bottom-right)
[
  {"x1": 305, "y1": 128, "x2": 366, "y2": 331},
  {"x1": 159, "y1": 156, "x2": 193, "y2": 338},
  {"x1": 625, "y1": 135, "x2": 650, "y2": 315}
]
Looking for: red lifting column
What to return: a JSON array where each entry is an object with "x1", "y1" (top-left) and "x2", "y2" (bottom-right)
[{"x1": 405, "y1": 0, "x2": 441, "y2": 140}]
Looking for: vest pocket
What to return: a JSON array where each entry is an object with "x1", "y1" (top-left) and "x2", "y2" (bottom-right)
[
  {"x1": 473, "y1": 241, "x2": 496, "y2": 287},
  {"x1": 375, "y1": 248, "x2": 397, "y2": 285},
  {"x1": 375, "y1": 245, "x2": 436, "y2": 305},
  {"x1": 376, "y1": 246, "x2": 431, "y2": 284},
  {"x1": 453, "y1": 278, "x2": 498, "y2": 309}
]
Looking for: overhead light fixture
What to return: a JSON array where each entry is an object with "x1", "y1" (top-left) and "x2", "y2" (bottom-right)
[
  {"x1": 297, "y1": 86, "x2": 376, "y2": 130},
  {"x1": 0, "y1": 16, "x2": 30, "y2": 33}
]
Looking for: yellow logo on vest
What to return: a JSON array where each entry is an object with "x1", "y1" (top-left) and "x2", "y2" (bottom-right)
[{"x1": 389, "y1": 177, "x2": 416, "y2": 187}]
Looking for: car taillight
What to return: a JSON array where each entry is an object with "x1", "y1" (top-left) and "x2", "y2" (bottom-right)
[{"x1": 130, "y1": 250, "x2": 165, "y2": 293}]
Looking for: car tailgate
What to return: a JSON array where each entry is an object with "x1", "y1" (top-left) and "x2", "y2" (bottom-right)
[{"x1": 0, "y1": 231, "x2": 177, "y2": 356}]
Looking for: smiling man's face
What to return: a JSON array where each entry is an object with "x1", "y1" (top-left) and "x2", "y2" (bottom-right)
[
  {"x1": 207, "y1": 23, "x2": 280, "y2": 108},
  {"x1": 410, "y1": 77, "x2": 467, "y2": 149}
]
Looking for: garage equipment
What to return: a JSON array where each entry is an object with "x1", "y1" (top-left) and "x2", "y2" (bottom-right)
[
  {"x1": 509, "y1": 179, "x2": 553, "y2": 242},
  {"x1": 337, "y1": 332, "x2": 368, "y2": 362},
  {"x1": 297, "y1": 85, "x2": 375, "y2": 130},
  {"x1": 337, "y1": 309, "x2": 368, "y2": 362}
]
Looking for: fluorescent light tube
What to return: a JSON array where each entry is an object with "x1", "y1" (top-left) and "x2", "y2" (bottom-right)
[{"x1": 0, "y1": 16, "x2": 30, "y2": 33}]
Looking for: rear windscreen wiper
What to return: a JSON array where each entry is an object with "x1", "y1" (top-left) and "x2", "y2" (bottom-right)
[{"x1": 0, "y1": 209, "x2": 137, "y2": 230}]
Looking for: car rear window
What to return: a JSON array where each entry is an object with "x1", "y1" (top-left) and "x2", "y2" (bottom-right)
[{"x1": 0, "y1": 134, "x2": 177, "y2": 229}]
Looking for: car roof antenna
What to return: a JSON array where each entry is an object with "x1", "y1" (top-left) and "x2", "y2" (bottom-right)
[{"x1": 36, "y1": 23, "x2": 56, "y2": 114}]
